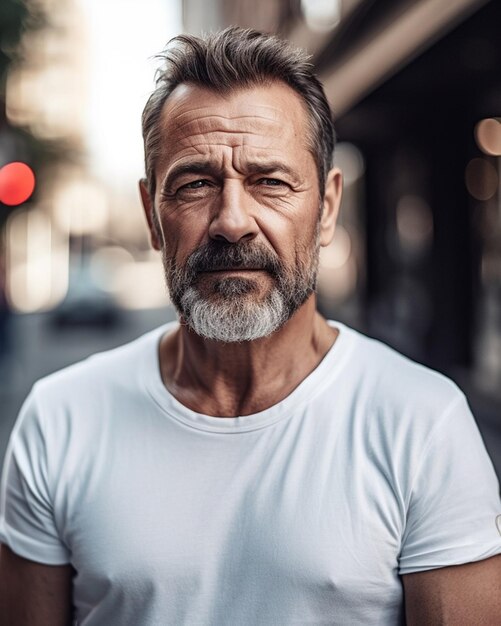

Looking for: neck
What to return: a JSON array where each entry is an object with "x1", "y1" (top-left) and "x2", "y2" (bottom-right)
[{"x1": 159, "y1": 296, "x2": 338, "y2": 417}]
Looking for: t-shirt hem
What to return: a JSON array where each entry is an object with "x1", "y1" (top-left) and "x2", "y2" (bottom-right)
[
  {"x1": 0, "y1": 522, "x2": 71, "y2": 566},
  {"x1": 398, "y1": 542, "x2": 501, "y2": 575}
]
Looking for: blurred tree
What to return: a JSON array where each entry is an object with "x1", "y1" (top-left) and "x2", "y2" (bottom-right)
[
  {"x1": 0, "y1": 0, "x2": 75, "y2": 232},
  {"x1": 0, "y1": 0, "x2": 78, "y2": 356},
  {"x1": 0, "y1": 0, "x2": 31, "y2": 90}
]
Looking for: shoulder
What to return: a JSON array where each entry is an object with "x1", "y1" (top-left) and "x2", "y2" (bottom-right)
[
  {"x1": 336, "y1": 323, "x2": 464, "y2": 423},
  {"x1": 8, "y1": 324, "x2": 174, "y2": 477},
  {"x1": 33, "y1": 324, "x2": 170, "y2": 406},
  {"x1": 331, "y1": 323, "x2": 470, "y2": 495},
  {"x1": 330, "y1": 325, "x2": 501, "y2": 545},
  {"x1": 18, "y1": 323, "x2": 173, "y2": 445}
]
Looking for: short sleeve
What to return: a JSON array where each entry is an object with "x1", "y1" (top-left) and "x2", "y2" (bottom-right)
[
  {"x1": 399, "y1": 394, "x2": 501, "y2": 574},
  {"x1": 0, "y1": 388, "x2": 70, "y2": 565}
]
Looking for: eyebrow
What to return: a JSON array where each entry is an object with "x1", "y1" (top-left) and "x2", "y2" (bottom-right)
[
  {"x1": 160, "y1": 159, "x2": 300, "y2": 196},
  {"x1": 245, "y1": 161, "x2": 299, "y2": 181},
  {"x1": 161, "y1": 161, "x2": 217, "y2": 196}
]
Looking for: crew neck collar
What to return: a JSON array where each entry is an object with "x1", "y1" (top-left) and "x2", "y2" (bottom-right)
[{"x1": 142, "y1": 320, "x2": 356, "y2": 433}]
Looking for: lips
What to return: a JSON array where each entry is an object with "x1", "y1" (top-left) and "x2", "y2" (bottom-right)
[
  {"x1": 183, "y1": 240, "x2": 281, "y2": 280},
  {"x1": 202, "y1": 267, "x2": 263, "y2": 272}
]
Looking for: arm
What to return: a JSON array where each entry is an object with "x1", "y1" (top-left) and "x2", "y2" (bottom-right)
[
  {"x1": 403, "y1": 554, "x2": 501, "y2": 625},
  {"x1": 0, "y1": 543, "x2": 74, "y2": 626}
]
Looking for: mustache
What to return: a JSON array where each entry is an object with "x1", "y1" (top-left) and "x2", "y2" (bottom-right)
[{"x1": 183, "y1": 241, "x2": 282, "y2": 277}]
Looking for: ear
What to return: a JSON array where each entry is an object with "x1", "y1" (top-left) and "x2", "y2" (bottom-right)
[
  {"x1": 319, "y1": 167, "x2": 343, "y2": 247},
  {"x1": 139, "y1": 178, "x2": 162, "y2": 251}
]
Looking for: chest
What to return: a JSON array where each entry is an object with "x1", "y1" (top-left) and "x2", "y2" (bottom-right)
[{"x1": 61, "y1": 417, "x2": 404, "y2": 622}]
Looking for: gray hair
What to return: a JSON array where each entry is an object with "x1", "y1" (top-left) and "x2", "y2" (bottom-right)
[{"x1": 141, "y1": 26, "x2": 335, "y2": 200}]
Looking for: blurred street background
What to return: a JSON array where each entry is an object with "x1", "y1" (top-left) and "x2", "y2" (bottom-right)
[{"x1": 1, "y1": 0, "x2": 501, "y2": 479}]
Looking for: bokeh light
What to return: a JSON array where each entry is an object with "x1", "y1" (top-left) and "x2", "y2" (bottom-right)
[
  {"x1": 396, "y1": 195, "x2": 433, "y2": 254},
  {"x1": 301, "y1": 0, "x2": 341, "y2": 32},
  {"x1": 475, "y1": 118, "x2": 501, "y2": 156},
  {"x1": 465, "y1": 158, "x2": 498, "y2": 201},
  {"x1": 334, "y1": 143, "x2": 365, "y2": 186},
  {"x1": 0, "y1": 162, "x2": 36, "y2": 206}
]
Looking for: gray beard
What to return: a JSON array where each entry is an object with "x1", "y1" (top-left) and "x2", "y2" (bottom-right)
[
  {"x1": 163, "y1": 237, "x2": 319, "y2": 343},
  {"x1": 179, "y1": 281, "x2": 289, "y2": 342}
]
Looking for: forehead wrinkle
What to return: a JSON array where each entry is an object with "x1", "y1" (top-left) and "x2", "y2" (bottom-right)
[
  {"x1": 183, "y1": 130, "x2": 279, "y2": 145},
  {"x1": 164, "y1": 100, "x2": 285, "y2": 122},
  {"x1": 186, "y1": 140, "x2": 274, "y2": 148},
  {"x1": 165, "y1": 140, "x2": 293, "y2": 164},
  {"x1": 161, "y1": 82, "x2": 310, "y2": 143},
  {"x1": 196, "y1": 130, "x2": 277, "y2": 138},
  {"x1": 175, "y1": 127, "x2": 288, "y2": 152},
  {"x1": 162, "y1": 145, "x2": 304, "y2": 186},
  {"x1": 183, "y1": 137, "x2": 293, "y2": 157},
  {"x1": 171, "y1": 107, "x2": 282, "y2": 122},
  {"x1": 158, "y1": 135, "x2": 310, "y2": 181},
  {"x1": 169, "y1": 117, "x2": 282, "y2": 143}
]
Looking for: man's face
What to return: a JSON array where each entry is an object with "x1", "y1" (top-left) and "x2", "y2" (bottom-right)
[{"x1": 141, "y1": 81, "x2": 339, "y2": 342}]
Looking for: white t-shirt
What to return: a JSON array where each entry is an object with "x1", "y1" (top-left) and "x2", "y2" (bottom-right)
[{"x1": 1, "y1": 321, "x2": 500, "y2": 625}]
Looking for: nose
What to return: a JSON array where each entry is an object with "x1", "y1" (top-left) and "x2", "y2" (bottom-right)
[{"x1": 208, "y1": 180, "x2": 259, "y2": 243}]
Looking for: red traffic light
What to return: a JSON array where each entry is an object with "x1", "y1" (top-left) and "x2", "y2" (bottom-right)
[{"x1": 0, "y1": 162, "x2": 36, "y2": 206}]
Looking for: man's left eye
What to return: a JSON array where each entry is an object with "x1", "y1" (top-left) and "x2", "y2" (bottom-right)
[
  {"x1": 260, "y1": 178, "x2": 284, "y2": 186},
  {"x1": 183, "y1": 180, "x2": 208, "y2": 189}
]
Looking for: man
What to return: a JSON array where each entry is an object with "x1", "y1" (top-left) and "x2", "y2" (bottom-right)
[{"x1": 1, "y1": 27, "x2": 500, "y2": 625}]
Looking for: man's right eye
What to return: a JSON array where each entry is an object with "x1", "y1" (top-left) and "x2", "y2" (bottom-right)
[{"x1": 181, "y1": 180, "x2": 208, "y2": 190}]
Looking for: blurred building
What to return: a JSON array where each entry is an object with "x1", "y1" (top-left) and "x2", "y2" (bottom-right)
[{"x1": 183, "y1": 0, "x2": 501, "y2": 400}]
